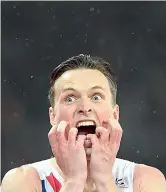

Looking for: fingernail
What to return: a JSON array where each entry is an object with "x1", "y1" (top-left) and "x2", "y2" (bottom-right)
[{"x1": 57, "y1": 121, "x2": 68, "y2": 132}]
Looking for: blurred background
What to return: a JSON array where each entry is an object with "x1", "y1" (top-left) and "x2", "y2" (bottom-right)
[{"x1": 1, "y1": 1, "x2": 166, "y2": 179}]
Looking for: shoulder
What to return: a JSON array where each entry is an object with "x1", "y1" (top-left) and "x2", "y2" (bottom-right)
[
  {"x1": 1, "y1": 164, "x2": 42, "y2": 192},
  {"x1": 133, "y1": 163, "x2": 166, "y2": 191},
  {"x1": 134, "y1": 163, "x2": 165, "y2": 181}
]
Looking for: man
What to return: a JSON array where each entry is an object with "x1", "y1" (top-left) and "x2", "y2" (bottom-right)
[{"x1": 1, "y1": 54, "x2": 166, "y2": 192}]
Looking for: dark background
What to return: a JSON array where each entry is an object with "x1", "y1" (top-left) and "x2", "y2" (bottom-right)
[{"x1": 1, "y1": 1, "x2": 166, "y2": 179}]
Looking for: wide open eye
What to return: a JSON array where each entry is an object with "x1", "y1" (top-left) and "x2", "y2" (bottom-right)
[
  {"x1": 92, "y1": 94, "x2": 102, "y2": 101},
  {"x1": 66, "y1": 96, "x2": 76, "y2": 103}
]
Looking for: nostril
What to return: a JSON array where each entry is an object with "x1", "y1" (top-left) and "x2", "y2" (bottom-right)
[
  {"x1": 78, "y1": 110, "x2": 84, "y2": 114},
  {"x1": 78, "y1": 108, "x2": 92, "y2": 114}
]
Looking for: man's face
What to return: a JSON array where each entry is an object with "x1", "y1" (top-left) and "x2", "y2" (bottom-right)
[{"x1": 49, "y1": 69, "x2": 119, "y2": 154}]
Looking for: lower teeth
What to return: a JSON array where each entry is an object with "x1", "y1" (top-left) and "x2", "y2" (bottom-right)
[{"x1": 78, "y1": 132, "x2": 88, "y2": 135}]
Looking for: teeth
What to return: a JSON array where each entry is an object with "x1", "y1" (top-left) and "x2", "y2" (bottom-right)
[{"x1": 77, "y1": 121, "x2": 95, "y2": 128}]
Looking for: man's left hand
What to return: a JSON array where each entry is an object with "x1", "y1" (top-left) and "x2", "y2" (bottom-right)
[{"x1": 86, "y1": 119, "x2": 123, "y2": 186}]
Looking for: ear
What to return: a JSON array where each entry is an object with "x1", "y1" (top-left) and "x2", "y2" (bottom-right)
[
  {"x1": 113, "y1": 104, "x2": 119, "y2": 121},
  {"x1": 49, "y1": 107, "x2": 56, "y2": 126}
]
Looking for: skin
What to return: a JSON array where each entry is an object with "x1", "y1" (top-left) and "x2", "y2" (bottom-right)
[
  {"x1": 48, "y1": 68, "x2": 122, "y2": 191},
  {"x1": 49, "y1": 69, "x2": 119, "y2": 140},
  {"x1": 1, "y1": 68, "x2": 166, "y2": 192}
]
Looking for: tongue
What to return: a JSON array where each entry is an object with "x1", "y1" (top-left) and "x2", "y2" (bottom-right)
[{"x1": 77, "y1": 132, "x2": 89, "y2": 135}]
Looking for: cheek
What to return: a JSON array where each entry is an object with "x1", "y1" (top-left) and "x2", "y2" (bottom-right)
[
  {"x1": 96, "y1": 103, "x2": 113, "y2": 123},
  {"x1": 55, "y1": 104, "x2": 75, "y2": 123}
]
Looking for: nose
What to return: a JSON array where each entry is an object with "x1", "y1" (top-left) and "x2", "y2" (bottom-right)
[
  {"x1": 78, "y1": 108, "x2": 92, "y2": 115},
  {"x1": 77, "y1": 100, "x2": 93, "y2": 115}
]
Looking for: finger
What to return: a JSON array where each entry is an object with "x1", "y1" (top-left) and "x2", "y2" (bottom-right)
[
  {"x1": 68, "y1": 127, "x2": 78, "y2": 146},
  {"x1": 115, "y1": 126, "x2": 123, "y2": 146},
  {"x1": 86, "y1": 134, "x2": 98, "y2": 146},
  {"x1": 109, "y1": 121, "x2": 123, "y2": 148},
  {"x1": 96, "y1": 126, "x2": 109, "y2": 144},
  {"x1": 48, "y1": 124, "x2": 58, "y2": 147},
  {"x1": 95, "y1": 126, "x2": 103, "y2": 137},
  {"x1": 110, "y1": 128, "x2": 122, "y2": 155},
  {"x1": 56, "y1": 121, "x2": 68, "y2": 142},
  {"x1": 103, "y1": 119, "x2": 122, "y2": 139},
  {"x1": 84, "y1": 139, "x2": 92, "y2": 148},
  {"x1": 76, "y1": 135, "x2": 86, "y2": 147},
  {"x1": 85, "y1": 148, "x2": 92, "y2": 156}
]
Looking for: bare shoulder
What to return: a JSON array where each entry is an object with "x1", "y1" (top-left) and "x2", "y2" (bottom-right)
[
  {"x1": 133, "y1": 163, "x2": 166, "y2": 192},
  {"x1": 1, "y1": 165, "x2": 42, "y2": 192}
]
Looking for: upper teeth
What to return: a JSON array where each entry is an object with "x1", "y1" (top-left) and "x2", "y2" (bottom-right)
[{"x1": 77, "y1": 121, "x2": 95, "y2": 128}]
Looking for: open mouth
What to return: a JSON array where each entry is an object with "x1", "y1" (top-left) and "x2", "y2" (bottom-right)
[{"x1": 77, "y1": 125, "x2": 96, "y2": 135}]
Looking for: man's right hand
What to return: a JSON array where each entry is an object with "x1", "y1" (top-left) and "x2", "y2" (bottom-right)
[{"x1": 48, "y1": 120, "x2": 87, "y2": 183}]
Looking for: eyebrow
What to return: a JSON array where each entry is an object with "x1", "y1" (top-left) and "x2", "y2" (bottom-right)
[{"x1": 62, "y1": 86, "x2": 105, "y2": 93}]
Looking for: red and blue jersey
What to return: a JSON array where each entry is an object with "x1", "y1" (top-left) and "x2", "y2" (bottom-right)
[
  {"x1": 30, "y1": 158, "x2": 136, "y2": 192},
  {"x1": 30, "y1": 159, "x2": 64, "y2": 192}
]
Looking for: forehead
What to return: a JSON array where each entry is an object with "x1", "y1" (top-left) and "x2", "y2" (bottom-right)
[{"x1": 54, "y1": 69, "x2": 110, "y2": 92}]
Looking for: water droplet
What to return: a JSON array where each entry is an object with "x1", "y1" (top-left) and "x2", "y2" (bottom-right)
[
  {"x1": 90, "y1": 7, "x2": 95, "y2": 12},
  {"x1": 137, "y1": 150, "x2": 139, "y2": 153},
  {"x1": 16, "y1": 12, "x2": 20, "y2": 16},
  {"x1": 14, "y1": 112, "x2": 18, "y2": 117},
  {"x1": 11, "y1": 161, "x2": 14, "y2": 164},
  {"x1": 16, "y1": 37, "x2": 18, "y2": 40},
  {"x1": 153, "y1": 110, "x2": 156, "y2": 114},
  {"x1": 132, "y1": 32, "x2": 135, "y2": 35},
  {"x1": 53, "y1": 15, "x2": 56, "y2": 20},
  {"x1": 47, "y1": 55, "x2": 52, "y2": 60},
  {"x1": 12, "y1": 5, "x2": 16, "y2": 9},
  {"x1": 86, "y1": 23, "x2": 89, "y2": 27},
  {"x1": 25, "y1": 42, "x2": 29, "y2": 47},
  {"x1": 51, "y1": 26, "x2": 56, "y2": 31},
  {"x1": 31, "y1": 76, "x2": 34, "y2": 79},
  {"x1": 60, "y1": 34, "x2": 63, "y2": 38},
  {"x1": 157, "y1": 155, "x2": 159, "y2": 158},
  {"x1": 147, "y1": 28, "x2": 152, "y2": 32},
  {"x1": 97, "y1": 9, "x2": 101, "y2": 14}
]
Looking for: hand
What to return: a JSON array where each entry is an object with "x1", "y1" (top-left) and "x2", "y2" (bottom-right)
[
  {"x1": 87, "y1": 119, "x2": 123, "y2": 184},
  {"x1": 48, "y1": 121, "x2": 87, "y2": 182}
]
